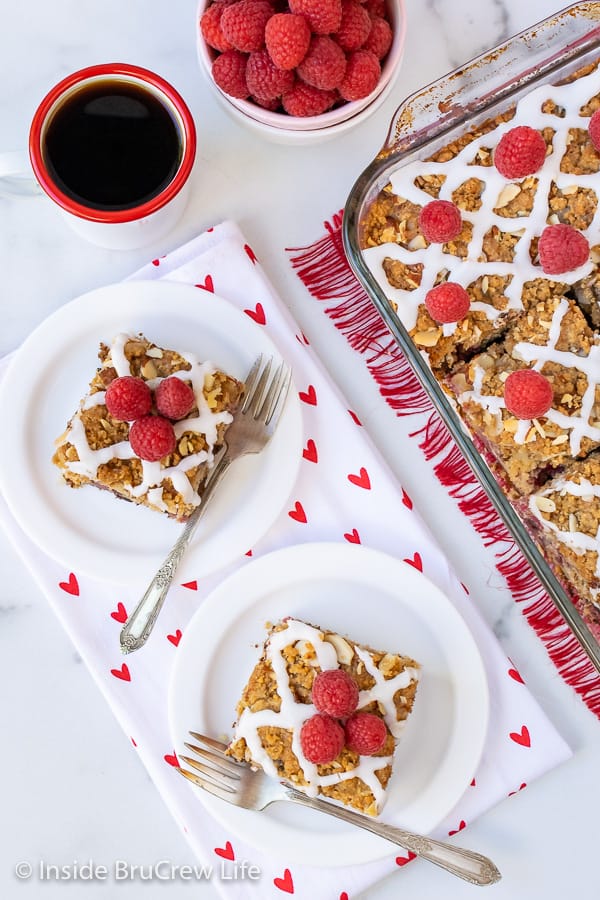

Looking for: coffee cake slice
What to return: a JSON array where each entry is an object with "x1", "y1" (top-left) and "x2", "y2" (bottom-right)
[
  {"x1": 226, "y1": 617, "x2": 420, "y2": 816},
  {"x1": 53, "y1": 332, "x2": 243, "y2": 521}
]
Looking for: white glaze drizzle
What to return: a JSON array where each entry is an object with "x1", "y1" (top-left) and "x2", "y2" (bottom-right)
[
  {"x1": 63, "y1": 333, "x2": 234, "y2": 511},
  {"x1": 455, "y1": 297, "x2": 600, "y2": 453},
  {"x1": 362, "y1": 66, "x2": 600, "y2": 331},
  {"x1": 529, "y1": 475, "x2": 600, "y2": 600},
  {"x1": 232, "y1": 619, "x2": 420, "y2": 811}
]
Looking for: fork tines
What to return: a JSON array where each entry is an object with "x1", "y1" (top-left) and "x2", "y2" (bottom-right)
[{"x1": 177, "y1": 732, "x2": 245, "y2": 800}]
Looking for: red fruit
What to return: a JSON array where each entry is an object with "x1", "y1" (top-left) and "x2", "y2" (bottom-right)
[
  {"x1": 105, "y1": 376, "x2": 152, "y2": 422},
  {"x1": 312, "y1": 669, "x2": 359, "y2": 718},
  {"x1": 288, "y1": 0, "x2": 343, "y2": 35},
  {"x1": 282, "y1": 81, "x2": 337, "y2": 116},
  {"x1": 345, "y1": 712, "x2": 387, "y2": 755},
  {"x1": 363, "y1": 0, "x2": 387, "y2": 16},
  {"x1": 336, "y1": 1, "x2": 372, "y2": 52},
  {"x1": 252, "y1": 94, "x2": 282, "y2": 110},
  {"x1": 129, "y1": 416, "x2": 177, "y2": 462},
  {"x1": 494, "y1": 125, "x2": 547, "y2": 179},
  {"x1": 424, "y1": 282, "x2": 470, "y2": 323},
  {"x1": 338, "y1": 49, "x2": 380, "y2": 101},
  {"x1": 246, "y1": 49, "x2": 295, "y2": 100},
  {"x1": 212, "y1": 49, "x2": 249, "y2": 99},
  {"x1": 503, "y1": 369, "x2": 554, "y2": 420},
  {"x1": 418, "y1": 199, "x2": 462, "y2": 243},
  {"x1": 538, "y1": 223, "x2": 589, "y2": 274},
  {"x1": 363, "y1": 16, "x2": 392, "y2": 58},
  {"x1": 589, "y1": 109, "x2": 600, "y2": 151},
  {"x1": 155, "y1": 378, "x2": 196, "y2": 421},
  {"x1": 220, "y1": 0, "x2": 273, "y2": 52},
  {"x1": 265, "y1": 13, "x2": 311, "y2": 70},
  {"x1": 200, "y1": 3, "x2": 234, "y2": 52},
  {"x1": 300, "y1": 714, "x2": 345, "y2": 764},
  {"x1": 296, "y1": 36, "x2": 347, "y2": 91}
]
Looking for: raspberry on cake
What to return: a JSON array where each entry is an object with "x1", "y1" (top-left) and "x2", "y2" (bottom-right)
[
  {"x1": 52, "y1": 333, "x2": 243, "y2": 521},
  {"x1": 226, "y1": 617, "x2": 420, "y2": 816},
  {"x1": 447, "y1": 294, "x2": 600, "y2": 494}
]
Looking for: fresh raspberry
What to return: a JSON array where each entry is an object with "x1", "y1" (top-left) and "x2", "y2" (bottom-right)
[
  {"x1": 200, "y1": 3, "x2": 234, "y2": 52},
  {"x1": 363, "y1": 16, "x2": 392, "y2": 58},
  {"x1": 105, "y1": 376, "x2": 152, "y2": 422},
  {"x1": 221, "y1": 0, "x2": 273, "y2": 52},
  {"x1": 312, "y1": 669, "x2": 359, "y2": 718},
  {"x1": 345, "y1": 713, "x2": 387, "y2": 755},
  {"x1": 288, "y1": 0, "x2": 343, "y2": 35},
  {"x1": 424, "y1": 282, "x2": 470, "y2": 323},
  {"x1": 265, "y1": 13, "x2": 311, "y2": 70},
  {"x1": 418, "y1": 199, "x2": 462, "y2": 243},
  {"x1": 155, "y1": 378, "x2": 196, "y2": 421},
  {"x1": 503, "y1": 370, "x2": 554, "y2": 420},
  {"x1": 538, "y1": 223, "x2": 589, "y2": 274},
  {"x1": 246, "y1": 49, "x2": 295, "y2": 100},
  {"x1": 296, "y1": 36, "x2": 347, "y2": 91},
  {"x1": 338, "y1": 49, "x2": 380, "y2": 101},
  {"x1": 494, "y1": 126, "x2": 547, "y2": 179},
  {"x1": 300, "y1": 714, "x2": 345, "y2": 764},
  {"x1": 336, "y1": 1, "x2": 372, "y2": 52},
  {"x1": 589, "y1": 109, "x2": 600, "y2": 151},
  {"x1": 129, "y1": 416, "x2": 177, "y2": 462},
  {"x1": 363, "y1": 0, "x2": 387, "y2": 17},
  {"x1": 252, "y1": 94, "x2": 282, "y2": 110},
  {"x1": 212, "y1": 49, "x2": 249, "y2": 99},
  {"x1": 282, "y1": 81, "x2": 337, "y2": 116}
]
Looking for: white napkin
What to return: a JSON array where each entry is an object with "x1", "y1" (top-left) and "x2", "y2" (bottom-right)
[{"x1": 0, "y1": 221, "x2": 571, "y2": 898}]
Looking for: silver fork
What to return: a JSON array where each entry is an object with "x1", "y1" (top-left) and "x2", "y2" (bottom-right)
[
  {"x1": 120, "y1": 356, "x2": 291, "y2": 654},
  {"x1": 178, "y1": 732, "x2": 502, "y2": 887}
]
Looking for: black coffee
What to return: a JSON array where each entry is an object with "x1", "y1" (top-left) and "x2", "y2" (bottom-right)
[{"x1": 43, "y1": 80, "x2": 182, "y2": 211}]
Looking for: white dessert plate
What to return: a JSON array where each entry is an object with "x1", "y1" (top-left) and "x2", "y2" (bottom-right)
[
  {"x1": 168, "y1": 542, "x2": 490, "y2": 867},
  {"x1": 0, "y1": 281, "x2": 302, "y2": 586}
]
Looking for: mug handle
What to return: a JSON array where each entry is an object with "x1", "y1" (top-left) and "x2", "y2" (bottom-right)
[{"x1": 0, "y1": 151, "x2": 41, "y2": 197}]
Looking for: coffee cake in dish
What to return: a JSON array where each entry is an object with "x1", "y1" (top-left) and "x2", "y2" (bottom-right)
[
  {"x1": 53, "y1": 332, "x2": 243, "y2": 521},
  {"x1": 226, "y1": 617, "x2": 420, "y2": 816},
  {"x1": 359, "y1": 60, "x2": 600, "y2": 624},
  {"x1": 519, "y1": 453, "x2": 600, "y2": 634},
  {"x1": 448, "y1": 293, "x2": 600, "y2": 494}
]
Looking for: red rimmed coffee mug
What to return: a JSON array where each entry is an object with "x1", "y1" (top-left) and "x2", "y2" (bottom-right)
[{"x1": 0, "y1": 63, "x2": 196, "y2": 250}]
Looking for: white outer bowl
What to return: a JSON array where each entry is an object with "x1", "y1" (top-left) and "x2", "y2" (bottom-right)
[{"x1": 196, "y1": 0, "x2": 406, "y2": 144}]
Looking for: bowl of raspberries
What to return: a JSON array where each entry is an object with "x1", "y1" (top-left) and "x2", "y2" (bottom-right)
[{"x1": 197, "y1": 0, "x2": 405, "y2": 141}]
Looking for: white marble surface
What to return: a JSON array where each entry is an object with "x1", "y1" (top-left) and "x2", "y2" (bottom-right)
[{"x1": 1, "y1": 0, "x2": 599, "y2": 898}]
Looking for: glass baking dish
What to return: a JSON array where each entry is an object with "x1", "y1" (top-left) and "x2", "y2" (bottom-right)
[{"x1": 343, "y1": 1, "x2": 600, "y2": 672}]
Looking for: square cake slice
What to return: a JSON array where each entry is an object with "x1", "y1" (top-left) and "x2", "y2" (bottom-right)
[
  {"x1": 226, "y1": 617, "x2": 420, "y2": 817},
  {"x1": 53, "y1": 332, "x2": 243, "y2": 521},
  {"x1": 447, "y1": 294, "x2": 600, "y2": 494},
  {"x1": 518, "y1": 452, "x2": 600, "y2": 631}
]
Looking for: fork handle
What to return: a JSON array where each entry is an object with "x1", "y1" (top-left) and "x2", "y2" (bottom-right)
[
  {"x1": 119, "y1": 455, "x2": 232, "y2": 654},
  {"x1": 284, "y1": 789, "x2": 501, "y2": 886}
]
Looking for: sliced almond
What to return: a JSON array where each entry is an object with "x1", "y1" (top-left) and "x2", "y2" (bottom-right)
[
  {"x1": 413, "y1": 329, "x2": 441, "y2": 347},
  {"x1": 561, "y1": 184, "x2": 578, "y2": 195},
  {"x1": 145, "y1": 347, "x2": 164, "y2": 358},
  {"x1": 569, "y1": 513, "x2": 578, "y2": 532},
  {"x1": 408, "y1": 234, "x2": 427, "y2": 250},
  {"x1": 323, "y1": 633, "x2": 354, "y2": 666},
  {"x1": 495, "y1": 183, "x2": 521, "y2": 208},
  {"x1": 551, "y1": 434, "x2": 569, "y2": 445},
  {"x1": 141, "y1": 360, "x2": 157, "y2": 379},
  {"x1": 534, "y1": 495, "x2": 556, "y2": 513}
]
